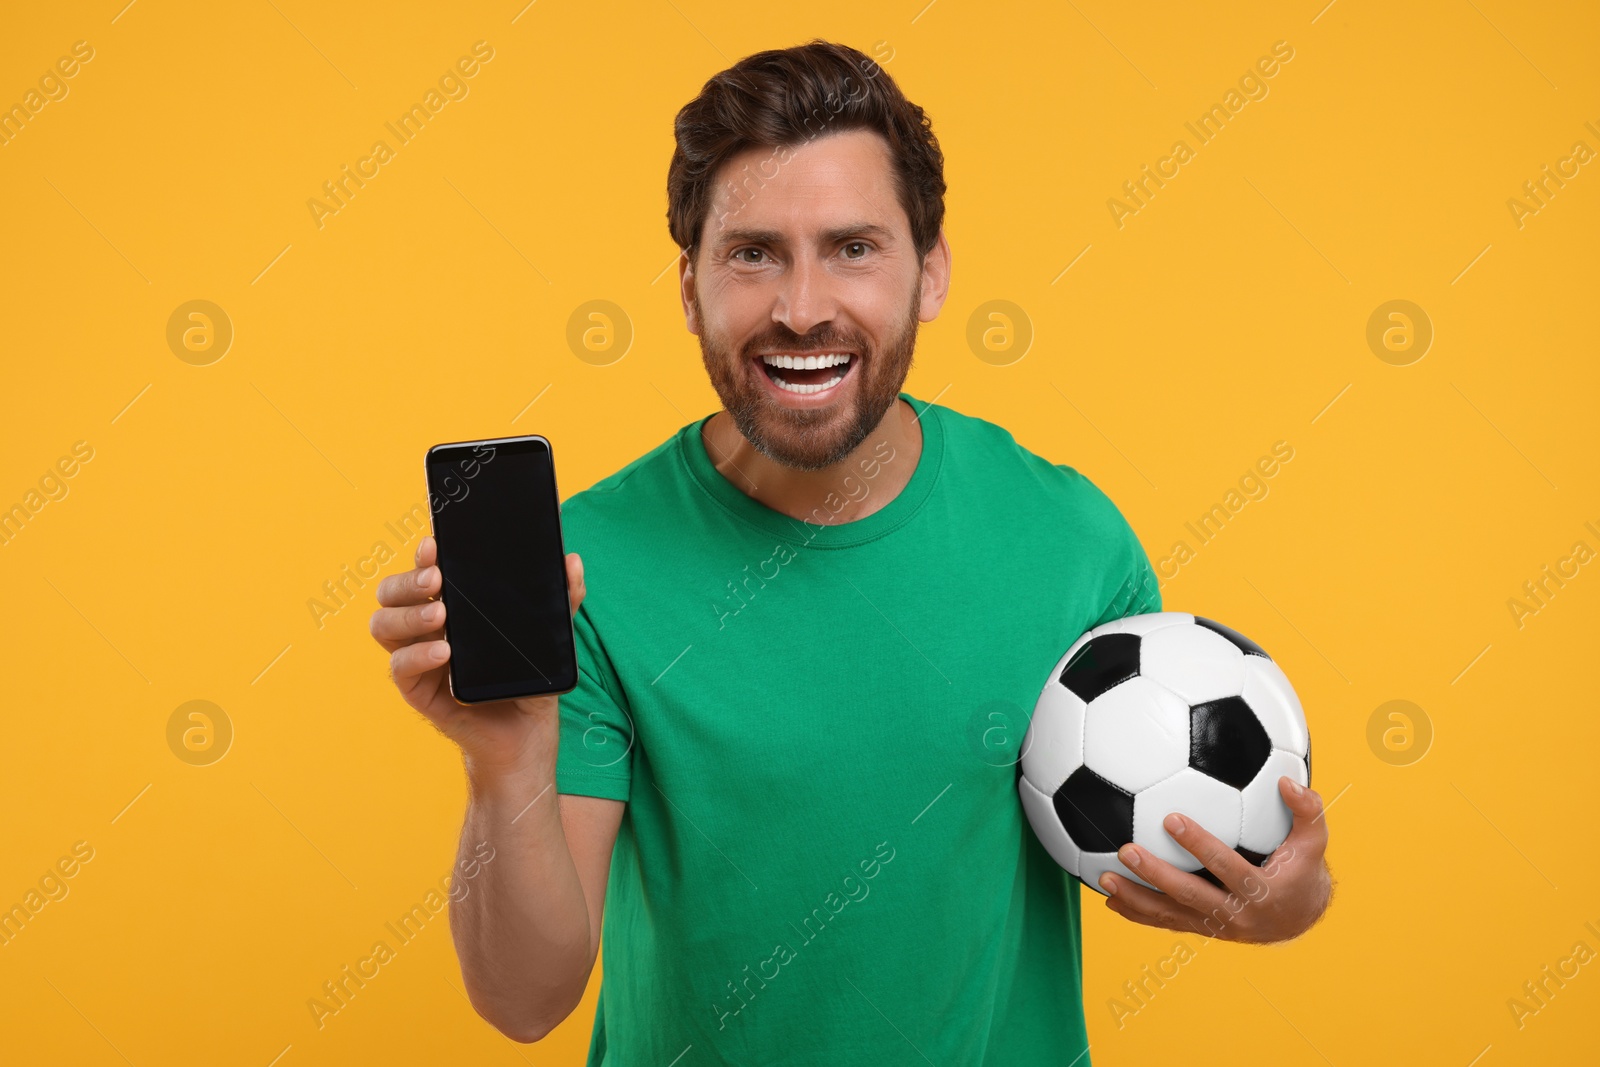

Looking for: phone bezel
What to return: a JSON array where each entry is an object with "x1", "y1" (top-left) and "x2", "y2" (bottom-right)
[{"x1": 423, "y1": 433, "x2": 578, "y2": 704}]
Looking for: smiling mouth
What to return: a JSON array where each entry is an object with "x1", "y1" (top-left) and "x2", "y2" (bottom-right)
[{"x1": 755, "y1": 352, "x2": 856, "y2": 396}]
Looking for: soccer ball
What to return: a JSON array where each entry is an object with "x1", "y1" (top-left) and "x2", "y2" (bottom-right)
[{"x1": 1018, "y1": 612, "x2": 1311, "y2": 896}]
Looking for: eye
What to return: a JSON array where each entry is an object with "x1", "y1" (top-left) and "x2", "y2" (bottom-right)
[
  {"x1": 733, "y1": 247, "x2": 767, "y2": 264},
  {"x1": 842, "y1": 241, "x2": 870, "y2": 259}
]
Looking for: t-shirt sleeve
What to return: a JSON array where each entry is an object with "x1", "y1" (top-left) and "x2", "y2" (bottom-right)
[
  {"x1": 1092, "y1": 524, "x2": 1163, "y2": 626},
  {"x1": 554, "y1": 602, "x2": 634, "y2": 802},
  {"x1": 1058, "y1": 464, "x2": 1163, "y2": 627}
]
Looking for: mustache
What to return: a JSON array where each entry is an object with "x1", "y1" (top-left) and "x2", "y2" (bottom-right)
[{"x1": 744, "y1": 329, "x2": 868, "y2": 356}]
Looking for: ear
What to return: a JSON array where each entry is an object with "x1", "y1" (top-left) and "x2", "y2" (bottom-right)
[
  {"x1": 917, "y1": 228, "x2": 951, "y2": 323},
  {"x1": 678, "y1": 250, "x2": 701, "y2": 336}
]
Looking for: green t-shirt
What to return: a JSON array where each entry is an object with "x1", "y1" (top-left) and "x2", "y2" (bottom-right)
[{"x1": 555, "y1": 392, "x2": 1161, "y2": 1065}]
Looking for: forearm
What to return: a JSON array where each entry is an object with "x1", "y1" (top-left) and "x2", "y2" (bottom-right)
[{"x1": 450, "y1": 727, "x2": 593, "y2": 1041}]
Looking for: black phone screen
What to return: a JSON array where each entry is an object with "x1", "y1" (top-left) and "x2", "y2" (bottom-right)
[{"x1": 424, "y1": 436, "x2": 578, "y2": 703}]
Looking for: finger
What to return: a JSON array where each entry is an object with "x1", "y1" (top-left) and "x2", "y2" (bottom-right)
[
  {"x1": 369, "y1": 599, "x2": 446, "y2": 646},
  {"x1": 1277, "y1": 776, "x2": 1329, "y2": 857},
  {"x1": 1112, "y1": 836, "x2": 1232, "y2": 915},
  {"x1": 415, "y1": 536, "x2": 436, "y2": 568},
  {"x1": 391, "y1": 637, "x2": 449, "y2": 683},
  {"x1": 377, "y1": 563, "x2": 438, "y2": 607},
  {"x1": 1113, "y1": 844, "x2": 1222, "y2": 921},
  {"x1": 1101, "y1": 877, "x2": 1207, "y2": 935},
  {"x1": 1105, "y1": 895, "x2": 1175, "y2": 932},
  {"x1": 1159, "y1": 813, "x2": 1256, "y2": 897}
]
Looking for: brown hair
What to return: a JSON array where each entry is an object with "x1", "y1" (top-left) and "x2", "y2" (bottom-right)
[{"x1": 667, "y1": 40, "x2": 946, "y2": 266}]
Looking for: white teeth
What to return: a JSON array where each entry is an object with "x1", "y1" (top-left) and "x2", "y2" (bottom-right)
[
  {"x1": 770, "y1": 369, "x2": 847, "y2": 395},
  {"x1": 761, "y1": 353, "x2": 852, "y2": 370}
]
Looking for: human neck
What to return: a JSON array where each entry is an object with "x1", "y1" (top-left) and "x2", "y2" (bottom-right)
[{"x1": 700, "y1": 398, "x2": 923, "y2": 525}]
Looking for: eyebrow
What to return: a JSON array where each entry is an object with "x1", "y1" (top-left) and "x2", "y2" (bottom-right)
[{"x1": 710, "y1": 223, "x2": 897, "y2": 250}]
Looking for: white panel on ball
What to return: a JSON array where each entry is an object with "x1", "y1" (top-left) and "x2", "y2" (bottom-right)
[
  {"x1": 1131, "y1": 768, "x2": 1244, "y2": 869},
  {"x1": 1238, "y1": 749, "x2": 1309, "y2": 855},
  {"x1": 1139, "y1": 623, "x2": 1248, "y2": 704},
  {"x1": 1020, "y1": 674, "x2": 1088, "y2": 796},
  {"x1": 1081, "y1": 676, "x2": 1191, "y2": 793},
  {"x1": 1018, "y1": 775, "x2": 1082, "y2": 875},
  {"x1": 1240, "y1": 657, "x2": 1310, "y2": 758}
]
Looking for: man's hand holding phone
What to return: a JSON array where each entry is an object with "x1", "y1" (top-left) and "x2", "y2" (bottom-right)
[
  {"x1": 369, "y1": 535, "x2": 585, "y2": 779},
  {"x1": 371, "y1": 535, "x2": 615, "y2": 1042}
]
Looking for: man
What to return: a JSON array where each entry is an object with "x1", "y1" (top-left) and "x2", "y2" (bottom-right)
[{"x1": 370, "y1": 39, "x2": 1333, "y2": 1064}]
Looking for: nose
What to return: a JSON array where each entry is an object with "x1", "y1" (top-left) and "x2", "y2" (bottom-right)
[{"x1": 773, "y1": 252, "x2": 838, "y2": 338}]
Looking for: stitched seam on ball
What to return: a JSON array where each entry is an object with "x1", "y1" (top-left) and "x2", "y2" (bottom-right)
[
  {"x1": 1139, "y1": 765, "x2": 1190, "y2": 795},
  {"x1": 1238, "y1": 769, "x2": 1247, "y2": 846},
  {"x1": 1076, "y1": 693, "x2": 1087, "y2": 788}
]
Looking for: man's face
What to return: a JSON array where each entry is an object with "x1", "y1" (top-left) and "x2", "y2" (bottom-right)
[{"x1": 683, "y1": 128, "x2": 945, "y2": 471}]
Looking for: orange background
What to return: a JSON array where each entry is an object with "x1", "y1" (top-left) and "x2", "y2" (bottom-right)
[{"x1": 2, "y1": 1, "x2": 1596, "y2": 1063}]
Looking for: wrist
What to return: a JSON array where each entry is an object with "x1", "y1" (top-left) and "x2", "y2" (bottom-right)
[
  {"x1": 466, "y1": 768, "x2": 560, "y2": 834},
  {"x1": 465, "y1": 742, "x2": 558, "y2": 810}
]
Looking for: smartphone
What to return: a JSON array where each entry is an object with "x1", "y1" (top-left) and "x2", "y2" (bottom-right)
[{"x1": 423, "y1": 435, "x2": 578, "y2": 703}]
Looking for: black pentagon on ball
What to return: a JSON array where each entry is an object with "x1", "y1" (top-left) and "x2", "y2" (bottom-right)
[
  {"x1": 1052, "y1": 766, "x2": 1135, "y2": 853},
  {"x1": 1194, "y1": 616, "x2": 1271, "y2": 660},
  {"x1": 1189, "y1": 696, "x2": 1272, "y2": 789},
  {"x1": 1194, "y1": 846, "x2": 1273, "y2": 890},
  {"x1": 1059, "y1": 632, "x2": 1141, "y2": 703}
]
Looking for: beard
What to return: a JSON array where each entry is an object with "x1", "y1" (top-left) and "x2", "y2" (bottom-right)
[{"x1": 695, "y1": 285, "x2": 921, "y2": 472}]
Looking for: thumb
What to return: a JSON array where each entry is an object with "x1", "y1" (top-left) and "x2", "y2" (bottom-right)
[
  {"x1": 567, "y1": 553, "x2": 586, "y2": 616},
  {"x1": 1276, "y1": 775, "x2": 1328, "y2": 856}
]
